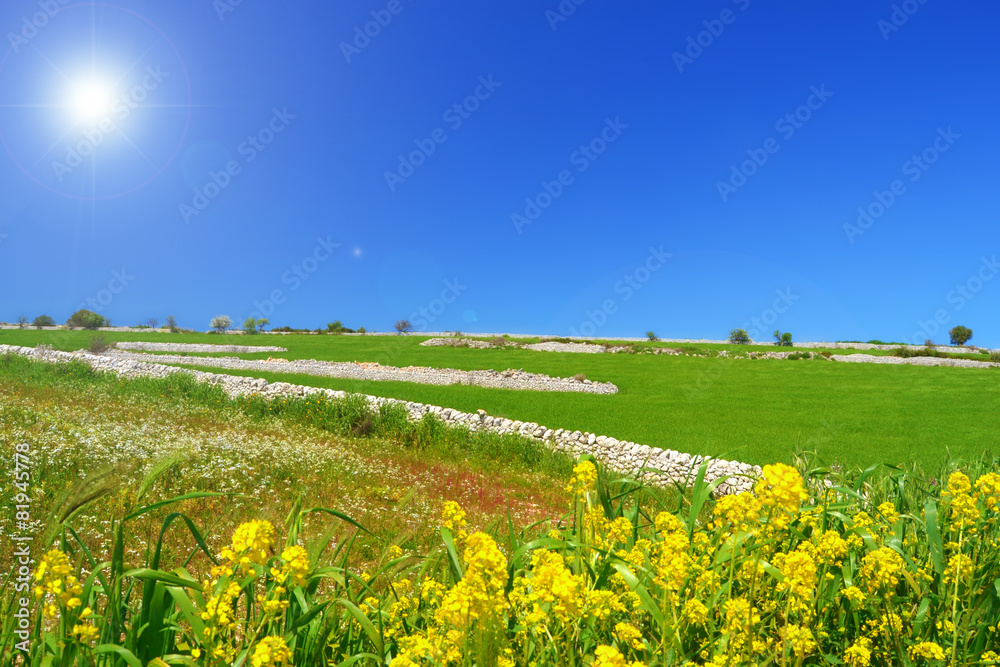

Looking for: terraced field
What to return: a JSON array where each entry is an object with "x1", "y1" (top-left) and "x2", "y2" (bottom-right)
[{"x1": 3, "y1": 329, "x2": 997, "y2": 470}]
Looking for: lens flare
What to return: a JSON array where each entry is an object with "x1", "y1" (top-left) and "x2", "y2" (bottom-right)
[{"x1": 67, "y1": 78, "x2": 116, "y2": 124}]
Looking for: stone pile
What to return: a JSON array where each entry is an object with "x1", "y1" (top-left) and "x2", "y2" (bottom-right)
[
  {"x1": 116, "y1": 342, "x2": 288, "y2": 354},
  {"x1": 1, "y1": 344, "x2": 759, "y2": 495},
  {"x1": 102, "y1": 350, "x2": 619, "y2": 394},
  {"x1": 830, "y1": 353, "x2": 998, "y2": 369}
]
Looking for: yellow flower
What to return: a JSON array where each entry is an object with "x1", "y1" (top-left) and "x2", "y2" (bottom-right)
[
  {"x1": 975, "y1": 473, "x2": 1000, "y2": 511},
  {"x1": 782, "y1": 625, "x2": 816, "y2": 658},
  {"x1": 843, "y1": 638, "x2": 872, "y2": 667},
  {"x1": 773, "y1": 547, "x2": 817, "y2": 599},
  {"x1": 388, "y1": 545, "x2": 405, "y2": 559},
  {"x1": 907, "y1": 641, "x2": 945, "y2": 662},
  {"x1": 653, "y1": 511, "x2": 684, "y2": 535},
  {"x1": 566, "y1": 460, "x2": 598, "y2": 499},
  {"x1": 944, "y1": 552, "x2": 973, "y2": 586},
  {"x1": 840, "y1": 586, "x2": 866, "y2": 605},
  {"x1": 859, "y1": 546, "x2": 905, "y2": 593},
  {"x1": 614, "y1": 622, "x2": 644, "y2": 650},
  {"x1": 522, "y1": 549, "x2": 584, "y2": 623},
  {"x1": 754, "y1": 463, "x2": 808, "y2": 526},
  {"x1": 683, "y1": 598, "x2": 708, "y2": 625},
  {"x1": 441, "y1": 501, "x2": 468, "y2": 536},
  {"x1": 949, "y1": 493, "x2": 980, "y2": 530},
  {"x1": 269, "y1": 545, "x2": 309, "y2": 588},
  {"x1": 946, "y1": 471, "x2": 972, "y2": 496},
  {"x1": 222, "y1": 520, "x2": 276, "y2": 572},
  {"x1": 713, "y1": 492, "x2": 762, "y2": 532},
  {"x1": 251, "y1": 636, "x2": 292, "y2": 667},
  {"x1": 876, "y1": 501, "x2": 899, "y2": 525},
  {"x1": 814, "y1": 530, "x2": 849, "y2": 566},
  {"x1": 71, "y1": 623, "x2": 99, "y2": 644},
  {"x1": 594, "y1": 645, "x2": 644, "y2": 667},
  {"x1": 435, "y1": 532, "x2": 508, "y2": 628}
]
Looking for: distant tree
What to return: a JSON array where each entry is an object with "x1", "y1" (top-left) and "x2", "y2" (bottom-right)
[
  {"x1": 33, "y1": 315, "x2": 55, "y2": 328},
  {"x1": 773, "y1": 330, "x2": 793, "y2": 347},
  {"x1": 16, "y1": 315, "x2": 27, "y2": 329},
  {"x1": 210, "y1": 315, "x2": 232, "y2": 334},
  {"x1": 728, "y1": 329, "x2": 751, "y2": 345},
  {"x1": 242, "y1": 317, "x2": 260, "y2": 335},
  {"x1": 326, "y1": 320, "x2": 355, "y2": 334},
  {"x1": 394, "y1": 320, "x2": 413, "y2": 334},
  {"x1": 357, "y1": 327, "x2": 367, "y2": 334},
  {"x1": 646, "y1": 330, "x2": 658, "y2": 342},
  {"x1": 166, "y1": 315, "x2": 178, "y2": 332},
  {"x1": 67, "y1": 309, "x2": 107, "y2": 330},
  {"x1": 949, "y1": 325, "x2": 973, "y2": 346},
  {"x1": 146, "y1": 318, "x2": 159, "y2": 329},
  {"x1": 256, "y1": 318, "x2": 269, "y2": 333}
]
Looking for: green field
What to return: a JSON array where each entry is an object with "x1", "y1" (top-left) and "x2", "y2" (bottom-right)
[{"x1": 2, "y1": 329, "x2": 997, "y2": 470}]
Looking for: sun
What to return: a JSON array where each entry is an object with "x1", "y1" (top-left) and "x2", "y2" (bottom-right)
[{"x1": 66, "y1": 77, "x2": 117, "y2": 125}]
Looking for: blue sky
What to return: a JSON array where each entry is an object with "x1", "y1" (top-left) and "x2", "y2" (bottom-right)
[{"x1": 0, "y1": 0, "x2": 997, "y2": 345}]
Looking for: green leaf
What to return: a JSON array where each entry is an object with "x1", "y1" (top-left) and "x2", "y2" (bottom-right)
[
  {"x1": 94, "y1": 645, "x2": 142, "y2": 667},
  {"x1": 923, "y1": 500, "x2": 945, "y2": 576},
  {"x1": 303, "y1": 507, "x2": 373, "y2": 536}
]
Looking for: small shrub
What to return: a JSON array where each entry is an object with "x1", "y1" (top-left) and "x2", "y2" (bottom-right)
[
  {"x1": 990, "y1": 351, "x2": 1000, "y2": 363},
  {"x1": 787, "y1": 351, "x2": 811, "y2": 360},
  {"x1": 88, "y1": 336, "x2": 114, "y2": 353},
  {"x1": 573, "y1": 373, "x2": 586, "y2": 382},
  {"x1": 210, "y1": 315, "x2": 232, "y2": 333},
  {"x1": 950, "y1": 325, "x2": 973, "y2": 346},
  {"x1": 646, "y1": 330, "x2": 657, "y2": 341},
  {"x1": 773, "y1": 330, "x2": 793, "y2": 347},
  {"x1": 728, "y1": 329, "x2": 751, "y2": 345},
  {"x1": 67, "y1": 309, "x2": 107, "y2": 330},
  {"x1": 490, "y1": 336, "x2": 507, "y2": 347}
]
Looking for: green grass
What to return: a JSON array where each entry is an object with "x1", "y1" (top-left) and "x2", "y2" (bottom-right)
[{"x1": 3, "y1": 330, "x2": 998, "y2": 470}]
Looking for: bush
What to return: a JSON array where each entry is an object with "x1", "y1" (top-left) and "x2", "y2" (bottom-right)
[
  {"x1": 573, "y1": 373, "x2": 586, "y2": 382},
  {"x1": 990, "y1": 351, "x2": 1000, "y2": 363},
  {"x1": 32, "y1": 315, "x2": 56, "y2": 328},
  {"x1": 728, "y1": 328, "x2": 751, "y2": 344},
  {"x1": 66, "y1": 309, "x2": 107, "y2": 330},
  {"x1": 326, "y1": 320, "x2": 355, "y2": 334},
  {"x1": 950, "y1": 325, "x2": 973, "y2": 346},
  {"x1": 646, "y1": 331, "x2": 657, "y2": 341},
  {"x1": 773, "y1": 330, "x2": 793, "y2": 346},
  {"x1": 210, "y1": 315, "x2": 232, "y2": 334},
  {"x1": 88, "y1": 335, "x2": 114, "y2": 353},
  {"x1": 394, "y1": 320, "x2": 413, "y2": 334}
]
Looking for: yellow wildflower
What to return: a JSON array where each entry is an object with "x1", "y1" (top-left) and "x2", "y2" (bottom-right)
[
  {"x1": 566, "y1": 460, "x2": 598, "y2": 499},
  {"x1": 251, "y1": 636, "x2": 292, "y2": 667},
  {"x1": 907, "y1": 641, "x2": 945, "y2": 662}
]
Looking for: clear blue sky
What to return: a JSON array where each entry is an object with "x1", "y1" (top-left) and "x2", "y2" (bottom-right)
[{"x1": 1, "y1": 1, "x2": 997, "y2": 345}]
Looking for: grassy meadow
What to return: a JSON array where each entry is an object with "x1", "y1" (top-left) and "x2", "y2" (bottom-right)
[{"x1": 2, "y1": 329, "x2": 997, "y2": 471}]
